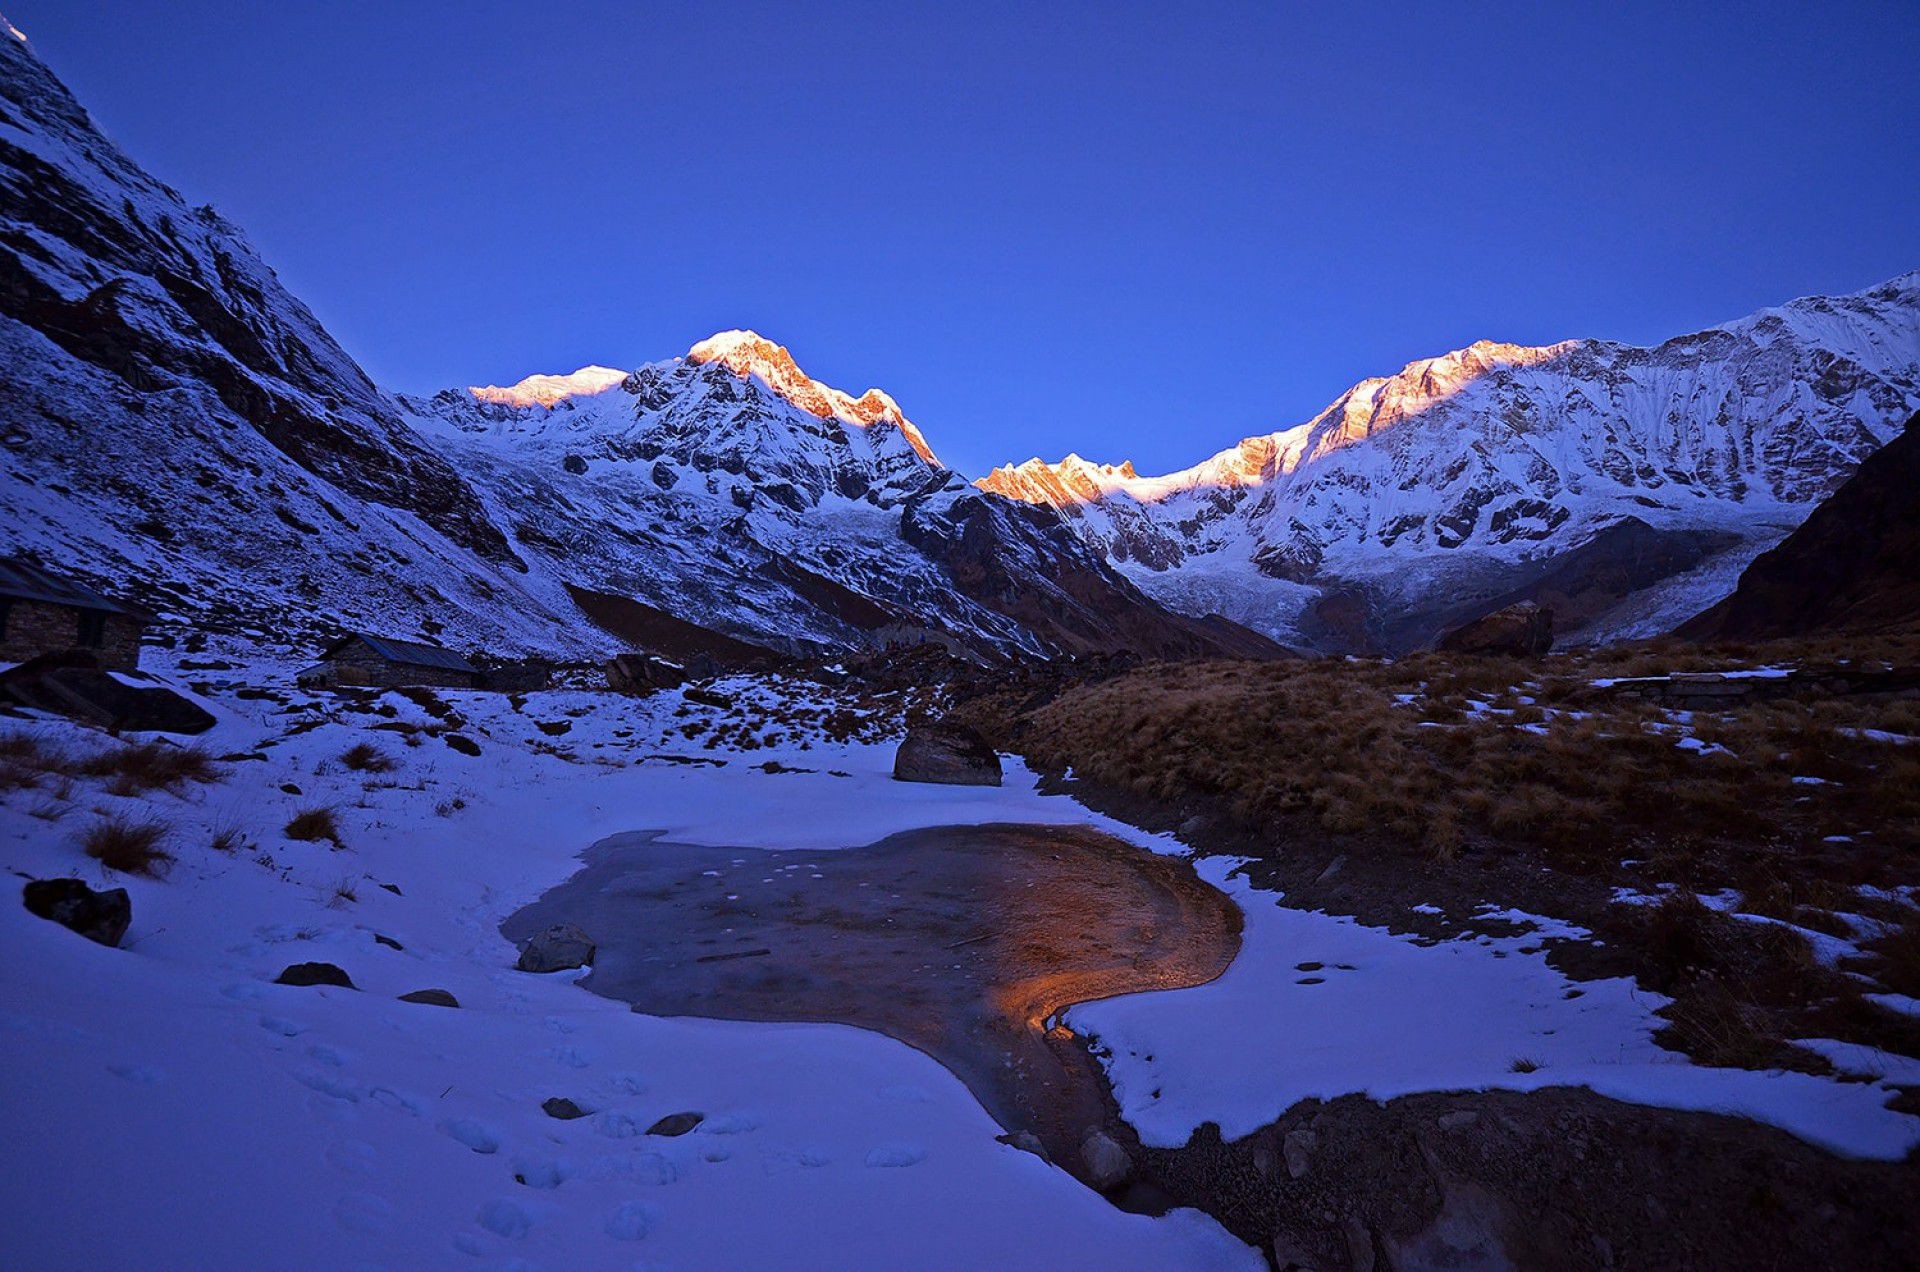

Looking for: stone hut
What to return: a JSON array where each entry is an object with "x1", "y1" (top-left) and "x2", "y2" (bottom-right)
[
  {"x1": 297, "y1": 633, "x2": 479, "y2": 690},
  {"x1": 0, "y1": 559, "x2": 149, "y2": 671}
]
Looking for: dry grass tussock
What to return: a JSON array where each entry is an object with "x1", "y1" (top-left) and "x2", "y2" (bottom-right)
[
  {"x1": 961, "y1": 648, "x2": 1919, "y2": 875},
  {"x1": 81, "y1": 815, "x2": 174, "y2": 876},
  {"x1": 284, "y1": 805, "x2": 342, "y2": 845}
]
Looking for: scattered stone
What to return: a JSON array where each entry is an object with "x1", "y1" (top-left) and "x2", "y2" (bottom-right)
[
  {"x1": 398, "y1": 988, "x2": 459, "y2": 1008},
  {"x1": 1438, "y1": 1109, "x2": 1480, "y2": 1131},
  {"x1": 645, "y1": 1111, "x2": 704, "y2": 1137},
  {"x1": 379, "y1": 882, "x2": 403, "y2": 896},
  {"x1": 442, "y1": 733, "x2": 481, "y2": 757},
  {"x1": 1283, "y1": 1127, "x2": 1318, "y2": 1179},
  {"x1": 22, "y1": 878, "x2": 131, "y2": 947},
  {"x1": 275, "y1": 961, "x2": 354, "y2": 989},
  {"x1": 1314, "y1": 855, "x2": 1347, "y2": 884},
  {"x1": 1437, "y1": 600, "x2": 1554, "y2": 657},
  {"x1": 684, "y1": 686, "x2": 733, "y2": 709},
  {"x1": 517, "y1": 923, "x2": 595, "y2": 973},
  {"x1": 373, "y1": 933, "x2": 404, "y2": 950},
  {"x1": 1343, "y1": 1213, "x2": 1378, "y2": 1272},
  {"x1": 280, "y1": 783, "x2": 303, "y2": 796},
  {"x1": 892, "y1": 720, "x2": 1003, "y2": 787},
  {"x1": 542, "y1": 1097, "x2": 589, "y2": 1120},
  {"x1": 1080, "y1": 1130, "x2": 1132, "y2": 1190},
  {"x1": 997, "y1": 1130, "x2": 1049, "y2": 1160}
]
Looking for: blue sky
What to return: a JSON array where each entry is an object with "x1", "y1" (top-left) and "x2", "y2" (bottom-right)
[{"x1": 17, "y1": 1, "x2": 1919, "y2": 476}]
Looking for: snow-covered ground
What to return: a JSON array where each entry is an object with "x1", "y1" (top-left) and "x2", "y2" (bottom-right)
[
  {"x1": 0, "y1": 663, "x2": 1255, "y2": 1269},
  {"x1": 3, "y1": 661, "x2": 1918, "y2": 1267}
]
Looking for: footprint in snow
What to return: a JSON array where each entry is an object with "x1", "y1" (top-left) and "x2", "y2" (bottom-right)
[
  {"x1": 439, "y1": 1117, "x2": 501, "y2": 1154},
  {"x1": 107, "y1": 1062, "x2": 164, "y2": 1085},
  {"x1": 864, "y1": 1144, "x2": 927, "y2": 1168},
  {"x1": 332, "y1": 1192, "x2": 393, "y2": 1234},
  {"x1": 257, "y1": 1015, "x2": 305, "y2": 1037},
  {"x1": 551, "y1": 1045, "x2": 595, "y2": 1068},
  {"x1": 476, "y1": 1199, "x2": 533, "y2": 1239},
  {"x1": 324, "y1": 1139, "x2": 380, "y2": 1176},
  {"x1": 700, "y1": 1112, "x2": 760, "y2": 1135},
  {"x1": 796, "y1": 1147, "x2": 832, "y2": 1168},
  {"x1": 604, "y1": 1201, "x2": 657, "y2": 1241}
]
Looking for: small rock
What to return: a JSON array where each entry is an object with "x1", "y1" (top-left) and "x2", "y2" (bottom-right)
[
  {"x1": 279, "y1": 783, "x2": 302, "y2": 796},
  {"x1": 892, "y1": 720, "x2": 1002, "y2": 787},
  {"x1": 398, "y1": 988, "x2": 458, "y2": 1008},
  {"x1": 645, "y1": 1111, "x2": 704, "y2": 1137},
  {"x1": 1080, "y1": 1130, "x2": 1132, "y2": 1190},
  {"x1": 542, "y1": 1097, "x2": 589, "y2": 1120},
  {"x1": 684, "y1": 686, "x2": 732, "y2": 709},
  {"x1": 1251, "y1": 1146, "x2": 1276, "y2": 1179},
  {"x1": 1283, "y1": 1128, "x2": 1318, "y2": 1179},
  {"x1": 1271, "y1": 1233, "x2": 1319, "y2": 1271},
  {"x1": 516, "y1": 923, "x2": 595, "y2": 973},
  {"x1": 442, "y1": 733, "x2": 481, "y2": 757},
  {"x1": 275, "y1": 961, "x2": 354, "y2": 989},
  {"x1": 1437, "y1": 1110, "x2": 1479, "y2": 1131},
  {"x1": 997, "y1": 1130, "x2": 1049, "y2": 1160},
  {"x1": 1314, "y1": 855, "x2": 1346, "y2": 884},
  {"x1": 22, "y1": 878, "x2": 131, "y2": 947},
  {"x1": 373, "y1": 934, "x2": 403, "y2": 951}
]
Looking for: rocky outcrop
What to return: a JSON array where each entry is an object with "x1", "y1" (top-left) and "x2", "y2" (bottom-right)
[
  {"x1": 516, "y1": 923, "x2": 596, "y2": 973},
  {"x1": 1679, "y1": 411, "x2": 1920, "y2": 640},
  {"x1": 892, "y1": 722, "x2": 1003, "y2": 786},
  {"x1": 22, "y1": 878, "x2": 131, "y2": 947},
  {"x1": 1437, "y1": 601, "x2": 1554, "y2": 656}
]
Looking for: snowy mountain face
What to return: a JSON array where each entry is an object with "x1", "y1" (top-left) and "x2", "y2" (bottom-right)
[
  {"x1": 980, "y1": 281, "x2": 1920, "y2": 651},
  {"x1": 0, "y1": 34, "x2": 1274, "y2": 662},
  {"x1": 396, "y1": 333, "x2": 1271, "y2": 660}
]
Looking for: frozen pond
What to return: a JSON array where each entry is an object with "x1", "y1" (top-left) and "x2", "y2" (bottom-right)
[{"x1": 504, "y1": 822, "x2": 1242, "y2": 1176}]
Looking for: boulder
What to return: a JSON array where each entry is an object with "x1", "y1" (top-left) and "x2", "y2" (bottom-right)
[
  {"x1": 605, "y1": 652, "x2": 686, "y2": 694},
  {"x1": 1080, "y1": 1130, "x2": 1132, "y2": 1190},
  {"x1": 275, "y1": 961, "x2": 354, "y2": 988},
  {"x1": 0, "y1": 653, "x2": 215, "y2": 734},
  {"x1": 22, "y1": 877, "x2": 131, "y2": 947},
  {"x1": 645, "y1": 1111, "x2": 705, "y2": 1137},
  {"x1": 1436, "y1": 601, "x2": 1554, "y2": 656},
  {"x1": 542, "y1": 1097, "x2": 589, "y2": 1120},
  {"x1": 398, "y1": 988, "x2": 459, "y2": 1008},
  {"x1": 892, "y1": 721, "x2": 1003, "y2": 787},
  {"x1": 517, "y1": 923, "x2": 596, "y2": 973}
]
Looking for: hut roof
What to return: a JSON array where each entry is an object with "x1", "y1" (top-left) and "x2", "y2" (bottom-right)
[
  {"x1": 320, "y1": 632, "x2": 477, "y2": 674},
  {"x1": 0, "y1": 558, "x2": 139, "y2": 616}
]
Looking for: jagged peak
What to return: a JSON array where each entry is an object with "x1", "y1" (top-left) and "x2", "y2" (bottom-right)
[
  {"x1": 469, "y1": 365, "x2": 629, "y2": 409},
  {"x1": 687, "y1": 330, "x2": 940, "y2": 466}
]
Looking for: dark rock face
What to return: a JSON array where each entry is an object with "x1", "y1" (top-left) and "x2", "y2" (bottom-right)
[
  {"x1": 397, "y1": 988, "x2": 459, "y2": 1008},
  {"x1": 516, "y1": 923, "x2": 595, "y2": 973},
  {"x1": 22, "y1": 878, "x2": 131, "y2": 947},
  {"x1": 1437, "y1": 601, "x2": 1554, "y2": 656},
  {"x1": 275, "y1": 961, "x2": 354, "y2": 988},
  {"x1": 892, "y1": 721, "x2": 1004, "y2": 786},
  {"x1": 1680, "y1": 411, "x2": 1920, "y2": 639},
  {"x1": 0, "y1": 34, "x2": 513, "y2": 567}
]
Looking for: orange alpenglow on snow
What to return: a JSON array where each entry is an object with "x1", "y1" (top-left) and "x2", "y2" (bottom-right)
[{"x1": 469, "y1": 365, "x2": 629, "y2": 409}]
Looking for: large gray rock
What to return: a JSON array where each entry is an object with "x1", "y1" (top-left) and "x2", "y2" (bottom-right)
[
  {"x1": 1080, "y1": 1130, "x2": 1132, "y2": 1190},
  {"x1": 517, "y1": 923, "x2": 596, "y2": 973},
  {"x1": 892, "y1": 721, "x2": 1002, "y2": 787},
  {"x1": 22, "y1": 877, "x2": 131, "y2": 947}
]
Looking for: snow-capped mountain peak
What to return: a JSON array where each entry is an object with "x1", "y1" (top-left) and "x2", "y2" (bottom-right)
[
  {"x1": 469, "y1": 365, "x2": 629, "y2": 408},
  {"x1": 689, "y1": 330, "x2": 939, "y2": 465}
]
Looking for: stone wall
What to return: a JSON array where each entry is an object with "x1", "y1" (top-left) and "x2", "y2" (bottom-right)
[
  {"x1": 317, "y1": 656, "x2": 476, "y2": 689},
  {"x1": 0, "y1": 599, "x2": 144, "y2": 670}
]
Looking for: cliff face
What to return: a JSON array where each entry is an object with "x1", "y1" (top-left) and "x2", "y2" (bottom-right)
[{"x1": 1679, "y1": 412, "x2": 1920, "y2": 640}]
